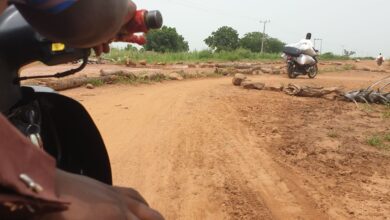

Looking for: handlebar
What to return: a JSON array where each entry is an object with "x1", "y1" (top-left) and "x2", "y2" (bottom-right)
[{"x1": 117, "y1": 10, "x2": 163, "y2": 45}]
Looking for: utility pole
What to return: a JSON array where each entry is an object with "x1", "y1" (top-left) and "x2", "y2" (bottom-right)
[
  {"x1": 260, "y1": 20, "x2": 271, "y2": 54},
  {"x1": 314, "y1": 38, "x2": 323, "y2": 54},
  {"x1": 341, "y1": 45, "x2": 345, "y2": 56}
]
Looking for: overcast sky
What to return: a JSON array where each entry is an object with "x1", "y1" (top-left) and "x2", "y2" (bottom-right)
[{"x1": 135, "y1": 0, "x2": 389, "y2": 57}]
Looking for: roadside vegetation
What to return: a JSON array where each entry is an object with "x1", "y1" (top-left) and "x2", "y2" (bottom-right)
[
  {"x1": 367, "y1": 132, "x2": 390, "y2": 150},
  {"x1": 104, "y1": 25, "x2": 373, "y2": 64}
]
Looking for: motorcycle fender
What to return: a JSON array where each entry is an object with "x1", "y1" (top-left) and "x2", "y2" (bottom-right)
[{"x1": 32, "y1": 90, "x2": 112, "y2": 185}]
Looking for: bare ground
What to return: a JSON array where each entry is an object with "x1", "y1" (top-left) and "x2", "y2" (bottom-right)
[{"x1": 58, "y1": 65, "x2": 390, "y2": 220}]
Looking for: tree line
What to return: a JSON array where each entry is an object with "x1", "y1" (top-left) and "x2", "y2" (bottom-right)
[{"x1": 142, "y1": 26, "x2": 285, "y2": 53}]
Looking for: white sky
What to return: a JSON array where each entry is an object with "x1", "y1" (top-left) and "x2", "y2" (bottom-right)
[{"x1": 135, "y1": 0, "x2": 389, "y2": 57}]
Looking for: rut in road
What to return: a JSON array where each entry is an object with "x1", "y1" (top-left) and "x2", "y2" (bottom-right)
[{"x1": 67, "y1": 78, "x2": 329, "y2": 219}]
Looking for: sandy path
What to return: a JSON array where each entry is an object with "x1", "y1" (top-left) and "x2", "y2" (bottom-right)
[{"x1": 62, "y1": 72, "x2": 390, "y2": 219}]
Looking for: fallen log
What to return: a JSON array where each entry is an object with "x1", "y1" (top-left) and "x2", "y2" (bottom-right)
[{"x1": 284, "y1": 83, "x2": 343, "y2": 97}]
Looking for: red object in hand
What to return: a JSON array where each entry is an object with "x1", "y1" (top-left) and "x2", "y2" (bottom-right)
[
  {"x1": 115, "y1": 9, "x2": 162, "y2": 45},
  {"x1": 124, "y1": 10, "x2": 149, "y2": 34}
]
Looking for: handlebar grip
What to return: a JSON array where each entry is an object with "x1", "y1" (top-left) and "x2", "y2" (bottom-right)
[{"x1": 145, "y1": 10, "x2": 163, "y2": 30}]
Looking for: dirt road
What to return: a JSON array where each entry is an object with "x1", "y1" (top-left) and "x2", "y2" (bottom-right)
[{"x1": 63, "y1": 72, "x2": 390, "y2": 220}]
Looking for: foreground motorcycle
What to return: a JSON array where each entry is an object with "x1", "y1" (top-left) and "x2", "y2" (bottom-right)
[
  {"x1": 0, "y1": 6, "x2": 162, "y2": 185},
  {"x1": 282, "y1": 46, "x2": 319, "y2": 79}
]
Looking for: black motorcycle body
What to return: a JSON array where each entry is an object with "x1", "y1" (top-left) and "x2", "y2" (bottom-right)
[{"x1": 0, "y1": 6, "x2": 112, "y2": 184}]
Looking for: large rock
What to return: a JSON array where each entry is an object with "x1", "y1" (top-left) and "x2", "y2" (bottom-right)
[
  {"x1": 271, "y1": 69, "x2": 281, "y2": 74},
  {"x1": 241, "y1": 81, "x2": 265, "y2": 90},
  {"x1": 232, "y1": 73, "x2": 247, "y2": 86},
  {"x1": 168, "y1": 72, "x2": 184, "y2": 80}
]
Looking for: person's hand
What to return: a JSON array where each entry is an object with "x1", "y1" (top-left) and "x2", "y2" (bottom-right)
[
  {"x1": 34, "y1": 170, "x2": 164, "y2": 220},
  {"x1": 92, "y1": 0, "x2": 137, "y2": 56}
]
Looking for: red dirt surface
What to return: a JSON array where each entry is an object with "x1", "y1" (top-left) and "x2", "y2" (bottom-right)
[{"x1": 58, "y1": 63, "x2": 390, "y2": 219}]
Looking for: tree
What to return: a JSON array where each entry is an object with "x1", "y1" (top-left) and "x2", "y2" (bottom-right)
[
  {"x1": 204, "y1": 26, "x2": 239, "y2": 52},
  {"x1": 265, "y1": 37, "x2": 285, "y2": 53},
  {"x1": 343, "y1": 49, "x2": 356, "y2": 57},
  {"x1": 240, "y1": 32, "x2": 285, "y2": 53},
  {"x1": 240, "y1": 32, "x2": 262, "y2": 52},
  {"x1": 144, "y1": 26, "x2": 189, "y2": 52}
]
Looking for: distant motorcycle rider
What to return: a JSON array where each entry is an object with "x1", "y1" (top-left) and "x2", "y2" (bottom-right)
[{"x1": 376, "y1": 53, "x2": 385, "y2": 66}]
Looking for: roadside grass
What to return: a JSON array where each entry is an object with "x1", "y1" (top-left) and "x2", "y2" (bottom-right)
[
  {"x1": 361, "y1": 104, "x2": 374, "y2": 113},
  {"x1": 103, "y1": 48, "x2": 288, "y2": 64},
  {"x1": 319, "y1": 64, "x2": 357, "y2": 74},
  {"x1": 383, "y1": 104, "x2": 390, "y2": 119},
  {"x1": 367, "y1": 133, "x2": 390, "y2": 150},
  {"x1": 97, "y1": 70, "x2": 223, "y2": 86}
]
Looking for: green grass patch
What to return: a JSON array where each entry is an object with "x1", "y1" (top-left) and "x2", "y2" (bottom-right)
[
  {"x1": 383, "y1": 104, "x2": 390, "y2": 119},
  {"x1": 103, "y1": 48, "x2": 282, "y2": 64},
  {"x1": 367, "y1": 133, "x2": 390, "y2": 150},
  {"x1": 367, "y1": 135, "x2": 383, "y2": 147}
]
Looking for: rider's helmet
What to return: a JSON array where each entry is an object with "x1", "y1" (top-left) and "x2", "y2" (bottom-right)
[{"x1": 306, "y1": 33, "x2": 312, "y2": 40}]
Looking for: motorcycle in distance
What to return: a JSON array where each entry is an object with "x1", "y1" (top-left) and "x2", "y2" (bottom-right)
[
  {"x1": 0, "y1": 6, "x2": 162, "y2": 185},
  {"x1": 282, "y1": 46, "x2": 319, "y2": 79}
]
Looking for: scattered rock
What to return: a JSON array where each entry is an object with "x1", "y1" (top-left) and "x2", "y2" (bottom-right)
[
  {"x1": 361, "y1": 67, "x2": 371, "y2": 71},
  {"x1": 140, "y1": 72, "x2": 165, "y2": 80},
  {"x1": 188, "y1": 64, "x2": 196, "y2": 68},
  {"x1": 86, "y1": 83, "x2": 94, "y2": 89},
  {"x1": 215, "y1": 68, "x2": 233, "y2": 76},
  {"x1": 200, "y1": 64, "x2": 214, "y2": 68},
  {"x1": 100, "y1": 69, "x2": 123, "y2": 76},
  {"x1": 234, "y1": 64, "x2": 252, "y2": 69},
  {"x1": 271, "y1": 69, "x2": 281, "y2": 74},
  {"x1": 232, "y1": 73, "x2": 247, "y2": 86},
  {"x1": 236, "y1": 69, "x2": 254, "y2": 75},
  {"x1": 125, "y1": 59, "x2": 137, "y2": 67},
  {"x1": 157, "y1": 62, "x2": 166, "y2": 66},
  {"x1": 168, "y1": 72, "x2": 184, "y2": 80},
  {"x1": 260, "y1": 67, "x2": 272, "y2": 74},
  {"x1": 216, "y1": 63, "x2": 234, "y2": 68},
  {"x1": 241, "y1": 81, "x2": 265, "y2": 90},
  {"x1": 139, "y1": 60, "x2": 147, "y2": 66}
]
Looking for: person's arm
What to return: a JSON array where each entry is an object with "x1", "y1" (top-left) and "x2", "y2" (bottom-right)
[
  {"x1": 0, "y1": 114, "x2": 68, "y2": 218},
  {"x1": 11, "y1": 0, "x2": 136, "y2": 48},
  {"x1": 0, "y1": 113, "x2": 164, "y2": 219}
]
